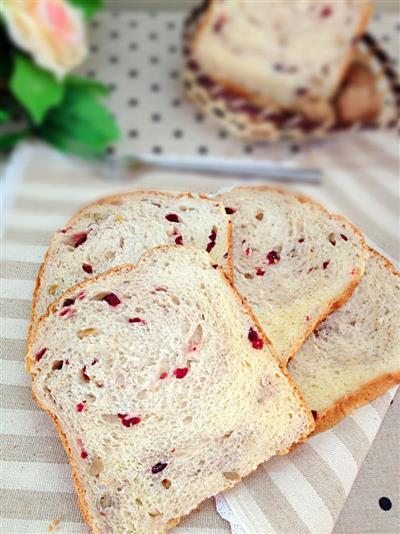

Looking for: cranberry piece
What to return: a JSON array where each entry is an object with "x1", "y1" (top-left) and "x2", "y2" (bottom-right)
[
  {"x1": 82, "y1": 263, "x2": 93, "y2": 274},
  {"x1": 59, "y1": 307, "x2": 75, "y2": 318},
  {"x1": 296, "y1": 87, "x2": 309, "y2": 97},
  {"x1": 81, "y1": 450, "x2": 88, "y2": 459},
  {"x1": 165, "y1": 213, "x2": 180, "y2": 223},
  {"x1": 206, "y1": 241, "x2": 216, "y2": 253},
  {"x1": 225, "y1": 207, "x2": 236, "y2": 215},
  {"x1": 320, "y1": 6, "x2": 333, "y2": 18},
  {"x1": 35, "y1": 347, "x2": 47, "y2": 361},
  {"x1": 175, "y1": 235, "x2": 183, "y2": 245},
  {"x1": 91, "y1": 359, "x2": 98, "y2": 365},
  {"x1": 298, "y1": 238, "x2": 305, "y2": 243},
  {"x1": 209, "y1": 230, "x2": 217, "y2": 242},
  {"x1": 311, "y1": 410, "x2": 318, "y2": 420},
  {"x1": 248, "y1": 327, "x2": 264, "y2": 350},
  {"x1": 82, "y1": 365, "x2": 90, "y2": 382},
  {"x1": 65, "y1": 359, "x2": 70, "y2": 365},
  {"x1": 62, "y1": 298, "x2": 75, "y2": 308},
  {"x1": 76, "y1": 402, "x2": 85, "y2": 412},
  {"x1": 244, "y1": 247, "x2": 251, "y2": 257},
  {"x1": 71, "y1": 232, "x2": 87, "y2": 248},
  {"x1": 340, "y1": 234, "x2": 348, "y2": 241},
  {"x1": 306, "y1": 315, "x2": 311, "y2": 321},
  {"x1": 117, "y1": 414, "x2": 141, "y2": 427},
  {"x1": 213, "y1": 14, "x2": 228, "y2": 33},
  {"x1": 323, "y1": 261, "x2": 330, "y2": 270},
  {"x1": 129, "y1": 317, "x2": 146, "y2": 324},
  {"x1": 173, "y1": 368, "x2": 189, "y2": 379},
  {"x1": 266, "y1": 250, "x2": 280, "y2": 264},
  {"x1": 159, "y1": 371, "x2": 168, "y2": 380},
  {"x1": 102, "y1": 293, "x2": 121, "y2": 306},
  {"x1": 151, "y1": 462, "x2": 168, "y2": 474},
  {"x1": 256, "y1": 268, "x2": 265, "y2": 276},
  {"x1": 187, "y1": 59, "x2": 199, "y2": 72}
]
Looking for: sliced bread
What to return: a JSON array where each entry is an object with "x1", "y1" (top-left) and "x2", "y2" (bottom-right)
[
  {"x1": 30, "y1": 191, "x2": 232, "y2": 333},
  {"x1": 289, "y1": 248, "x2": 400, "y2": 433},
  {"x1": 192, "y1": 0, "x2": 372, "y2": 118},
  {"x1": 27, "y1": 246, "x2": 314, "y2": 534},
  {"x1": 217, "y1": 186, "x2": 368, "y2": 364}
]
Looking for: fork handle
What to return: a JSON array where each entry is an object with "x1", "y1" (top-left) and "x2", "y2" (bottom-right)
[{"x1": 135, "y1": 154, "x2": 322, "y2": 184}]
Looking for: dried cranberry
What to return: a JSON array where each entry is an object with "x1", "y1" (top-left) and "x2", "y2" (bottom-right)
[
  {"x1": 266, "y1": 250, "x2": 280, "y2": 264},
  {"x1": 323, "y1": 261, "x2": 330, "y2": 270},
  {"x1": 244, "y1": 247, "x2": 251, "y2": 257},
  {"x1": 81, "y1": 450, "x2": 88, "y2": 459},
  {"x1": 298, "y1": 238, "x2": 305, "y2": 243},
  {"x1": 175, "y1": 235, "x2": 183, "y2": 245},
  {"x1": 159, "y1": 371, "x2": 168, "y2": 380},
  {"x1": 225, "y1": 207, "x2": 236, "y2": 215},
  {"x1": 340, "y1": 234, "x2": 348, "y2": 241},
  {"x1": 118, "y1": 414, "x2": 141, "y2": 427},
  {"x1": 71, "y1": 232, "x2": 87, "y2": 248},
  {"x1": 320, "y1": 6, "x2": 333, "y2": 18},
  {"x1": 151, "y1": 462, "x2": 168, "y2": 474},
  {"x1": 59, "y1": 307, "x2": 75, "y2": 318},
  {"x1": 62, "y1": 298, "x2": 75, "y2": 308},
  {"x1": 165, "y1": 213, "x2": 180, "y2": 223},
  {"x1": 209, "y1": 230, "x2": 217, "y2": 242},
  {"x1": 102, "y1": 293, "x2": 121, "y2": 306},
  {"x1": 306, "y1": 315, "x2": 311, "y2": 321},
  {"x1": 76, "y1": 402, "x2": 85, "y2": 412},
  {"x1": 91, "y1": 359, "x2": 98, "y2": 365},
  {"x1": 256, "y1": 268, "x2": 265, "y2": 276},
  {"x1": 248, "y1": 327, "x2": 264, "y2": 350},
  {"x1": 213, "y1": 14, "x2": 227, "y2": 33},
  {"x1": 129, "y1": 317, "x2": 146, "y2": 324},
  {"x1": 311, "y1": 410, "x2": 318, "y2": 420},
  {"x1": 82, "y1": 365, "x2": 90, "y2": 382},
  {"x1": 35, "y1": 347, "x2": 47, "y2": 361},
  {"x1": 82, "y1": 263, "x2": 93, "y2": 274},
  {"x1": 173, "y1": 367, "x2": 189, "y2": 379},
  {"x1": 206, "y1": 241, "x2": 216, "y2": 253}
]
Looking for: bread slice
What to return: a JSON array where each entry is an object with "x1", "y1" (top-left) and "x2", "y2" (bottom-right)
[
  {"x1": 289, "y1": 248, "x2": 400, "y2": 433},
  {"x1": 27, "y1": 246, "x2": 314, "y2": 534},
  {"x1": 217, "y1": 186, "x2": 368, "y2": 364},
  {"x1": 30, "y1": 191, "x2": 232, "y2": 334},
  {"x1": 192, "y1": 0, "x2": 372, "y2": 118}
]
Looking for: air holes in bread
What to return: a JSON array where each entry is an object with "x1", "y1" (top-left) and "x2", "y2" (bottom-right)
[
  {"x1": 255, "y1": 212, "x2": 264, "y2": 221},
  {"x1": 90, "y1": 456, "x2": 104, "y2": 477}
]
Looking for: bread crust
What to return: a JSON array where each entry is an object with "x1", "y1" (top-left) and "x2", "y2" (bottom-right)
[
  {"x1": 217, "y1": 185, "x2": 368, "y2": 364},
  {"x1": 27, "y1": 245, "x2": 315, "y2": 533},
  {"x1": 191, "y1": 1, "x2": 373, "y2": 117},
  {"x1": 26, "y1": 190, "x2": 234, "y2": 366}
]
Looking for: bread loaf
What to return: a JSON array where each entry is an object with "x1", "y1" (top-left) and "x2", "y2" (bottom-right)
[
  {"x1": 217, "y1": 186, "x2": 368, "y2": 364},
  {"x1": 30, "y1": 191, "x2": 232, "y2": 334},
  {"x1": 289, "y1": 248, "x2": 400, "y2": 433},
  {"x1": 193, "y1": 0, "x2": 372, "y2": 118},
  {"x1": 28, "y1": 246, "x2": 314, "y2": 534}
]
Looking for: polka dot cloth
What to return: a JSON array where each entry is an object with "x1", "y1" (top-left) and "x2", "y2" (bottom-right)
[{"x1": 80, "y1": 12, "x2": 398, "y2": 158}]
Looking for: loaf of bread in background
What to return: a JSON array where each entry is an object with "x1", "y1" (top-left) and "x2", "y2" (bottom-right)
[
  {"x1": 27, "y1": 246, "x2": 314, "y2": 534},
  {"x1": 289, "y1": 248, "x2": 400, "y2": 433},
  {"x1": 193, "y1": 0, "x2": 372, "y2": 120}
]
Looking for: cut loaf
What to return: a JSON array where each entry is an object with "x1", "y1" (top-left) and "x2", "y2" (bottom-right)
[
  {"x1": 30, "y1": 191, "x2": 231, "y2": 332},
  {"x1": 289, "y1": 248, "x2": 400, "y2": 433},
  {"x1": 217, "y1": 186, "x2": 367, "y2": 364},
  {"x1": 28, "y1": 246, "x2": 314, "y2": 534},
  {"x1": 192, "y1": 0, "x2": 372, "y2": 119}
]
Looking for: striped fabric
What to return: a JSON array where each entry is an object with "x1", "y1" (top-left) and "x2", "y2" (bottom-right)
[
  {"x1": 1, "y1": 135, "x2": 398, "y2": 533},
  {"x1": 1, "y1": 10, "x2": 399, "y2": 534}
]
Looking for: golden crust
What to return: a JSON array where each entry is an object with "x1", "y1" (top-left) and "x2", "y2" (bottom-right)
[
  {"x1": 26, "y1": 190, "x2": 234, "y2": 367},
  {"x1": 27, "y1": 245, "x2": 315, "y2": 533},
  {"x1": 216, "y1": 185, "x2": 368, "y2": 364}
]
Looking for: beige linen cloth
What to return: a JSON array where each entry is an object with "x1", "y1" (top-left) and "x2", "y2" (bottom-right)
[{"x1": 0, "y1": 135, "x2": 398, "y2": 533}]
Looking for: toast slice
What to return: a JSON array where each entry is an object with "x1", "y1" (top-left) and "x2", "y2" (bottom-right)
[
  {"x1": 30, "y1": 191, "x2": 232, "y2": 334},
  {"x1": 217, "y1": 186, "x2": 368, "y2": 364},
  {"x1": 289, "y1": 248, "x2": 400, "y2": 433},
  {"x1": 192, "y1": 0, "x2": 372, "y2": 118},
  {"x1": 27, "y1": 246, "x2": 314, "y2": 534}
]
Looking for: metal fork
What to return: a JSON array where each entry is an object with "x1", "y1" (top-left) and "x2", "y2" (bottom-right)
[{"x1": 100, "y1": 154, "x2": 323, "y2": 185}]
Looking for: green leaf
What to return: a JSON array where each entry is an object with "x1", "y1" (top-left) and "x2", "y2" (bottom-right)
[
  {"x1": 67, "y1": 0, "x2": 102, "y2": 19},
  {"x1": 0, "y1": 128, "x2": 31, "y2": 151},
  {"x1": 67, "y1": 76, "x2": 109, "y2": 96},
  {"x1": 0, "y1": 108, "x2": 10, "y2": 123},
  {"x1": 38, "y1": 86, "x2": 119, "y2": 157},
  {"x1": 10, "y1": 54, "x2": 65, "y2": 125}
]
